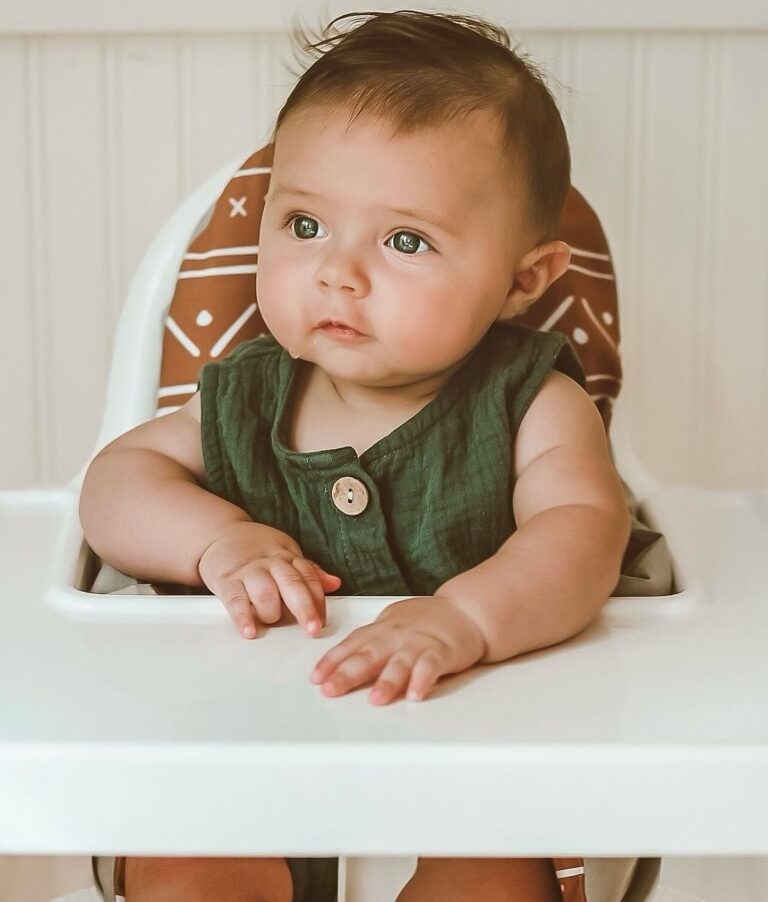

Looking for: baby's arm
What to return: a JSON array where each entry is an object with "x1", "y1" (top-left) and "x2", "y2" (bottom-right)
[
  {"x1": 437, "y1": 370, "x2": 631, "y2": 663},
  {"x1": 310, "y1": 371, "x2": 631, "y2": 703},
  {"x1": 80, "y1": 393, "x2": 339, "y2": 634},
  {"x1": 79, "y1": 392, "x2": 250, "y2": 585}
]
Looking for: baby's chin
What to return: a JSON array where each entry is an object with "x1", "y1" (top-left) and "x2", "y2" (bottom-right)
[{"x1": 290, "y1": 345, "x2": 410, "y2": 387}]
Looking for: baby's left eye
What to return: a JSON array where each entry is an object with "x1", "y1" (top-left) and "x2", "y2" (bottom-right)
[{"x1": 386, "y1": 231, "x2": 431, "y2": 255}]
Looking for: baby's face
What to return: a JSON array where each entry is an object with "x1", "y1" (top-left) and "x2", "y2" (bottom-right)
[{"x1": 258, "y1": 105, "x2": 534, "y2": 391}]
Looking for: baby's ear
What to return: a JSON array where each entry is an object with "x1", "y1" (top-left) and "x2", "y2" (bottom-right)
[{"x1": 500, "y1": 240, "x2": 572, "y2": 318}]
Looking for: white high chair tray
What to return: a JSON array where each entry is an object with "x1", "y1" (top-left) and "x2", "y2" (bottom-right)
[{"x1": 0, "y1": 482, "x2": 766, "y2": 858}]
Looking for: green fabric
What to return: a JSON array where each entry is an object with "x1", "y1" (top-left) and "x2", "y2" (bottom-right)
[{"x1": 198, "y1": 321, "x2": 586, "y2": 597}]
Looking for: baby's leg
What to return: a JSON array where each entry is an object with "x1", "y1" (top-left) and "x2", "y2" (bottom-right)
[
  {"x1": 124, "y1": 856, "x2": 292, "y2": 902},
  {"x1": 396, "y1": 856, "x2": 561, "y2": 902}
]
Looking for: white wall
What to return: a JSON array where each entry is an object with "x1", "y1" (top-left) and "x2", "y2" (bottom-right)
[{"x1": 1, "y1": 1, "x2": 767, "y2": 492}]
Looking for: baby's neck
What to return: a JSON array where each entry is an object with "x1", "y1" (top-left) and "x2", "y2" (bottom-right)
[
  {"x1": 308, "y1": 354, "x2": 471, "y2": 415},
  {"x1": 286, "y1": 352, "x2": 478, "y2": 457},
  {"x1": 286, "y1": 360, "x2": 432, "y2": 457},
  {"x1": 322, "y1": 372, "x2": 437, "y2": 414}
]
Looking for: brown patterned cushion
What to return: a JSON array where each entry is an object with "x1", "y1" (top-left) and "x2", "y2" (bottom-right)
[{"x1": 158, "y1": 144, "x2": 621, "y2": 432}]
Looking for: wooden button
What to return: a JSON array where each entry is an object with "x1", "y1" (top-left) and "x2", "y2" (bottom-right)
[{"x1": 331, "y1": 476, "x2": 369, "y2": 516}]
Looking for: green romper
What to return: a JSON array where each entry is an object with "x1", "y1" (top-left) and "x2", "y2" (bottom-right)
[
  {"x1": 198, "y1": 321, "x2": 586, "y2": 597},
  {"x1": 193, "y1": 320, "x2": 658, "y2": 902}
]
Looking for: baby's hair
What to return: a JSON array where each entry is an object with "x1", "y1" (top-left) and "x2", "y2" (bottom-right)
[{"x1": 270, "y1": 8, "x2": 571, "y2": 245}]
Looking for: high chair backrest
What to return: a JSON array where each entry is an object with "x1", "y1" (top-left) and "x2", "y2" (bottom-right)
[{"x1": 83, "y1": 141, "x2": 624, "y2": 488}]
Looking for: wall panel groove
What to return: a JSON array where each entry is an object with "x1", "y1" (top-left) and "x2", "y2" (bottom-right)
[
  {"x1": 1, "y1": 38, "x2": 38, "y2": 485},
  {"x1": 102, "y1": 38, "x2": 122, "y2": 341},
  {"x1": 25, "y1": 37, "x2": 49, "y2": 484},
  {"x1": 692, "y1": 35, "x2": 721, "y2": 484},
  {"x1": 623, "y1": 34, "x2": 647, "y2": 438}
]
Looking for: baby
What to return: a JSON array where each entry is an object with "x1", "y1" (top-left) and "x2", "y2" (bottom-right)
[{"x1": 80, "y1": 10, "x2": 634, "y2": 902}]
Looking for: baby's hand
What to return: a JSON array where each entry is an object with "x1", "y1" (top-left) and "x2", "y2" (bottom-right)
[
  {"x1": 310, "y1": 596, "x2": 487, "y2": 705},
  {"x1": 198, "y1": 521, "x2": 341, "y2": 638}
]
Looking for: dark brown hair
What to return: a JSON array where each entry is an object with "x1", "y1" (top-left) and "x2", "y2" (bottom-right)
[{"x1": 270, "y1": 9, "x2": 571, "y2": 244}]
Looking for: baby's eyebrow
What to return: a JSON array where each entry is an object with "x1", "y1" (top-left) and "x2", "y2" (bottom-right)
[
  {"x1": 269, "y1": 183, "x2": 457, "y2": 236},
  {"x1": 269, "y1": 184, "x2": 320, "y2": 201}
]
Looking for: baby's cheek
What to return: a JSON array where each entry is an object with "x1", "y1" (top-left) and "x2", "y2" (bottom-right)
[{"x1": 256, "y1": 276, "x2": 294, "y2": 336}]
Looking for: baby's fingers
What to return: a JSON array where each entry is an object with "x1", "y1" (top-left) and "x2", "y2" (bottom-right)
[
  {"x1": 368, "y1": 655, "x2": 413, "y2": 705},
  {"x1": 369, "y1": 650, "x2": 443, "y2": 704},
  {"x1": 270, "y1": 559, "x2": 325, "y2": 635},
  {"x1": 401, "y1": 650, "x2": 445, "y2": 702},
  {"x1": 290, "y1": 559, "x2": 340, "y2": 632},
  {"x1": 215, "y1": 579, "x2": 262, "y2": 638}
]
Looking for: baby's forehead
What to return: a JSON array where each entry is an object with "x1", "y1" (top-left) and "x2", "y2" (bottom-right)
[
  {"x1": 278, "y1": 108, "x2": 511, "y2": 180},
  {"x1": 272, "y1": 105, "x2": 527, "y2": 224},
  {"x1": 279, "y1": 102, "x2": 505, "y2": 151}
]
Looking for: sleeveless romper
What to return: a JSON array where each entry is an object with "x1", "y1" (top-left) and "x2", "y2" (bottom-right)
[{"x1": 198, "y1": 321, "x2": 586, "y2": 597}]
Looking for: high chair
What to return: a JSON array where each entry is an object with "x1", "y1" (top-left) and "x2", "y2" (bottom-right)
[{"x1": 2, "y1": 141, "x2": 765, "y2": 902}]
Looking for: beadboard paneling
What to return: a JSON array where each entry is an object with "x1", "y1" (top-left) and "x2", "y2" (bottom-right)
[
  {"x1": 40, "y1": 37, "x2": 112, "y2": 484},
  {"x1": 695, "y1": 35, "x2": 768, "y2": 487},
  {"x1": 0, "y1": 38, "x2": 39, "y2": 486},
  {"x1": 635, "y1": 34, "x2": 710, "y2": 482}
]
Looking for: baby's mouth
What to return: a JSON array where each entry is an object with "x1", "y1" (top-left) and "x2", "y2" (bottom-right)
[{"x1": 318, "y1": 319, "x2": 368, "y2": 337}]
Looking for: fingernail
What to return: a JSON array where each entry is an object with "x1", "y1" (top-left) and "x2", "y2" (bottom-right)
[{"x1": 307, "y1": 619, "x2": 320, "y2": 634}]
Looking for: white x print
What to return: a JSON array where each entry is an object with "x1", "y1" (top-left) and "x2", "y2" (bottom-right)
[{"x1": 229, "y1": 196, "x2": 247, "y2": 218}]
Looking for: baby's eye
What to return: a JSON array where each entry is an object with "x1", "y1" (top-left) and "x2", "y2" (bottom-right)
[
  {"x1": 284, "y1": 214, "x2": 327, "y2": 240},
  {"x1": 386, "y1": 230, "x2": 431, "y2": 255},
  {"x1": 282, "y1": 215, "x2": 431, "y2": 255}
]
